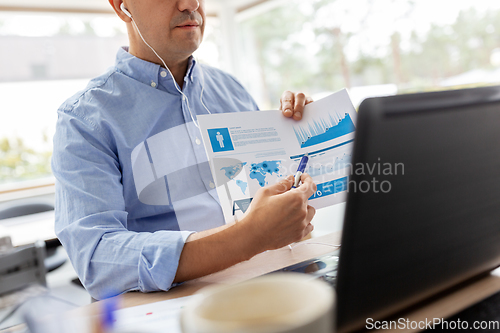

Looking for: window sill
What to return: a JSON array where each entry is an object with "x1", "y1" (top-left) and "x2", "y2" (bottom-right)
[{"x1": 0, "y1": 177, "x2": 55, "y2": 203}]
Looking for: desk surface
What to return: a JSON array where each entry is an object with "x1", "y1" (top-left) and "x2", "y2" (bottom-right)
[
  {"x1": 103, "y1": 232, "x2": 343, "y2": 309},
  {"x1": 81, "y1": 231, "x2": 500, "y2": 332}
]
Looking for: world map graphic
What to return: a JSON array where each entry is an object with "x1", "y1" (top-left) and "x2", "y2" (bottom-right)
[
  {"x1": 220, "y1": 162, "x2": 248, "y2": 194},
  {"x1": 249, "y1": 160, "x2": 282, "y2": 187},
  {"x1": 220, "y1": 160, "x2": 283, "y2": 195}
]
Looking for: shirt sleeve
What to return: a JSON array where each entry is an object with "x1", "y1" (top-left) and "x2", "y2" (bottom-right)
[{"x1": 52, "y1": 108, "x2": 193, "y2": 300}]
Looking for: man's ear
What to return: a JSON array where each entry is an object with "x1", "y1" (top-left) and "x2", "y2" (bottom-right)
[{"x1": 108, "y1": 0, "x2": 132, "y2": 22}]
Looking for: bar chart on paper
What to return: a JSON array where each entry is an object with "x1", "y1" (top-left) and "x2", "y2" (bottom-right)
[
  {"x1": 307, "y1": 152, "x2": 352, "y2": 177},
  {"x1": 293, "y1": 112, "x2": 355, "y2": 148}
]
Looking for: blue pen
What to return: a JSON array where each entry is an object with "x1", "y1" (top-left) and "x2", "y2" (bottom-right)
[{"x1": 292, "y1": 153, "x2": 309, "y2": 188}]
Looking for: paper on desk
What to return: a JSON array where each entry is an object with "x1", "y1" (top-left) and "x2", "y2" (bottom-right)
[
  {"x1": 198, "y1": 89, "x2": 357, "y2": 223},
  {"x1": 112, "y1": 296, "x2": 196, "y2": 333}
]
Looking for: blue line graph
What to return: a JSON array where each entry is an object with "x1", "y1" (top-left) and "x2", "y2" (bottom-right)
[
  {"x1": 289, "y1": 139, "x2": 354, "y2": 160},
  {"x1": 307, "y1": 153, "x2": 352, "y2": 177},
  {"x1": 293, "y1": 113, "x2": 355, "y2": 148}
]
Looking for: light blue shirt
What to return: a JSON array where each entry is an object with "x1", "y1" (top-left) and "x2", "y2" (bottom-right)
[{"x1": 52, "y1": 47, "x2": 259, "y2": 300}]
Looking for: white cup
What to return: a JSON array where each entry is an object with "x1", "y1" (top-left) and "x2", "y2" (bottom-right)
[{"x1": 181, "y1": 273, "x2": 335, "y2": 333}]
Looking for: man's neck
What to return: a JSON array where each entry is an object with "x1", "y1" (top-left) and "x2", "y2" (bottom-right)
[
  {"x1": 128, "y1": 44, "x2": 190, "y2": 89},
  {"x1": 167, "y1": 58, "x2": 190, "y2": 89}
]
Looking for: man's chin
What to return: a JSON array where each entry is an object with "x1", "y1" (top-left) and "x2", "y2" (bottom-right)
[
  {"x1": 174, "y1": 41, "x2": 202, "y2": 56},
  {"x1": 172, "y1": 32, "x2": 202, "y2": 49}
]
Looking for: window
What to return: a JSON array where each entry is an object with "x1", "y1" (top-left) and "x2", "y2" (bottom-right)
[
  {"x1": 0, "y1": 12, "x2": 125, "y2": 189},
  {"x1": 0, "y1": 11, "x2": 219, "y2": 191},
  {"x1": 238, "y1": 0, "x2": 500, "y2": 109},
  {"x1": 3, "y1": 0, "x2": 500, "y2": 190}
]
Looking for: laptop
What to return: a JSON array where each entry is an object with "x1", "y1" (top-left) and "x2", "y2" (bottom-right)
[{"x1": 272, "y1": 85, "x2": 500, "y2": 332}]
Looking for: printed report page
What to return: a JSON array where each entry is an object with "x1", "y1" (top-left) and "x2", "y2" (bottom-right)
[{"x1": 198, "y1": 89, "x2": 357, "y2": 223}]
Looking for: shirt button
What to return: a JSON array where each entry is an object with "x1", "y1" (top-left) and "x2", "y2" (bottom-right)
[
  {"x1": 160, "y1": 71, "x2": 167, "y2": 78},
  {"x1": 195, "y1": 138, "x2": 201, "y2": 145},
  {"x1": 209, "y1": 181, "x2": 215, "y2": 189},
  {"x1": 151, "y1": 81, "x2": 157, "y2": 88}
]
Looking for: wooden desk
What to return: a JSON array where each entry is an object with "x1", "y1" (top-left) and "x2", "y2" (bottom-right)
[
  {"x1": 83, "y1": 231, "x2": 500, "y2": 332},
  {"x1": 108, "y1": 232, "x2": 342, "y2": 309}
]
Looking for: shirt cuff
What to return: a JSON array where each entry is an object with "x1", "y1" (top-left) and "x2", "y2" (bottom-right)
[{"x1": 137, "y1": 230, "x2": 195, "y2": 292}]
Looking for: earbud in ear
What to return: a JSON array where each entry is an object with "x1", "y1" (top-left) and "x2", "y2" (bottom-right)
[{"x1": 120, "y1": 3, "x2": 132, "y2": 18}]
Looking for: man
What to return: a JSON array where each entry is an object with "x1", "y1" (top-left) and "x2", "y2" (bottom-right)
[{"x1": 52, "y1": 0, "x2": 316, "y2": 300}]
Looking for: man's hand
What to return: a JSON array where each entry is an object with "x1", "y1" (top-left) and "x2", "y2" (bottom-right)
[
  {"x1": 280, "y1": 91, "x2": 313, "y2": 121},
  {"x1": 242, "y1": 173, "x2": 317, "y2": 251},
  {"x1": 174, "y1": 174, "x2": 316, "y2": 283}
]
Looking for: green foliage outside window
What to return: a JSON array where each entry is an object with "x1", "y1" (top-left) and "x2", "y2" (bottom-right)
[
  {"x1": 0, "y1": 137, "x2": 51, "y2": 184},
  {"x1": 243, "y1": 0, "x2": 500, "y2": 107}
]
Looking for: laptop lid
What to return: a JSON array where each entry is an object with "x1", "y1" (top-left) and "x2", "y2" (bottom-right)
[{"x1": 335, "y1": 86, "x2": 500, "y2": 332}]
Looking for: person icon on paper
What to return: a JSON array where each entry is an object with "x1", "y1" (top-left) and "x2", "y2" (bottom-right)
[
  {"x1": 207, "y1": 128, "x2": 235, "y2": 152},
  {"x1": 216, "y1": 131, "x2": 225, "y2": 148}
]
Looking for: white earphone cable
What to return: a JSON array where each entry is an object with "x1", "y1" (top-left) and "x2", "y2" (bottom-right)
[
  {"x1": 199, "y1": 66, "x2": 211, "y2": 115},
  {"x1": 289, "y1": 242, "x2": 341, "y2": 250}
]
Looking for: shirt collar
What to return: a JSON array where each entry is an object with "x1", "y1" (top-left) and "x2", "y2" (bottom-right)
[
  {"x1": 115, "y1": 47, "x2": 160, "y2": 88},
  {"x1": 115, "y1": 47, "x2": 198, "y2": 90},
  {"x1": 186, "y1": 56, "x2": 197, "y2": 83}
]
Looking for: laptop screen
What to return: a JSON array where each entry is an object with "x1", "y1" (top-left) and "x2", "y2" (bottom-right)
[{"x1": 335, "y1": 86, "x2": 500, "y2": 331}]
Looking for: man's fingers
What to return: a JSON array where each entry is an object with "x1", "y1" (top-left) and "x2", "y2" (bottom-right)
[
  {"x1": 306, "y1": 206, "x2": 316, "y2": 222},
  {"x1": 266, "y1": 175, "x2": 294, "y2": 195},
  {"x1": 280, "y1": 91, "x2": 295, "y2": 118},
  {"x1": 280, "y1": 91, "x2": 313, "y2": 120},
  {"x1": 303, "y1": 222, "x2": 314, "y2": 238},
  {"x1": 301, "y1": 206, "x2": 316, "y2": 239},
  {"x1": 293, "y1": 93, "x2": 306, "y2": 120},
  {"x1": 295, "y1": 173, "x2": 317, "y2": 199},
  {"x1": 280, "y1": 175, "x2": 295, "y2": 193},
  {"x1": 294, "y1": 94, "x2": 313, "y2": 121}
]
